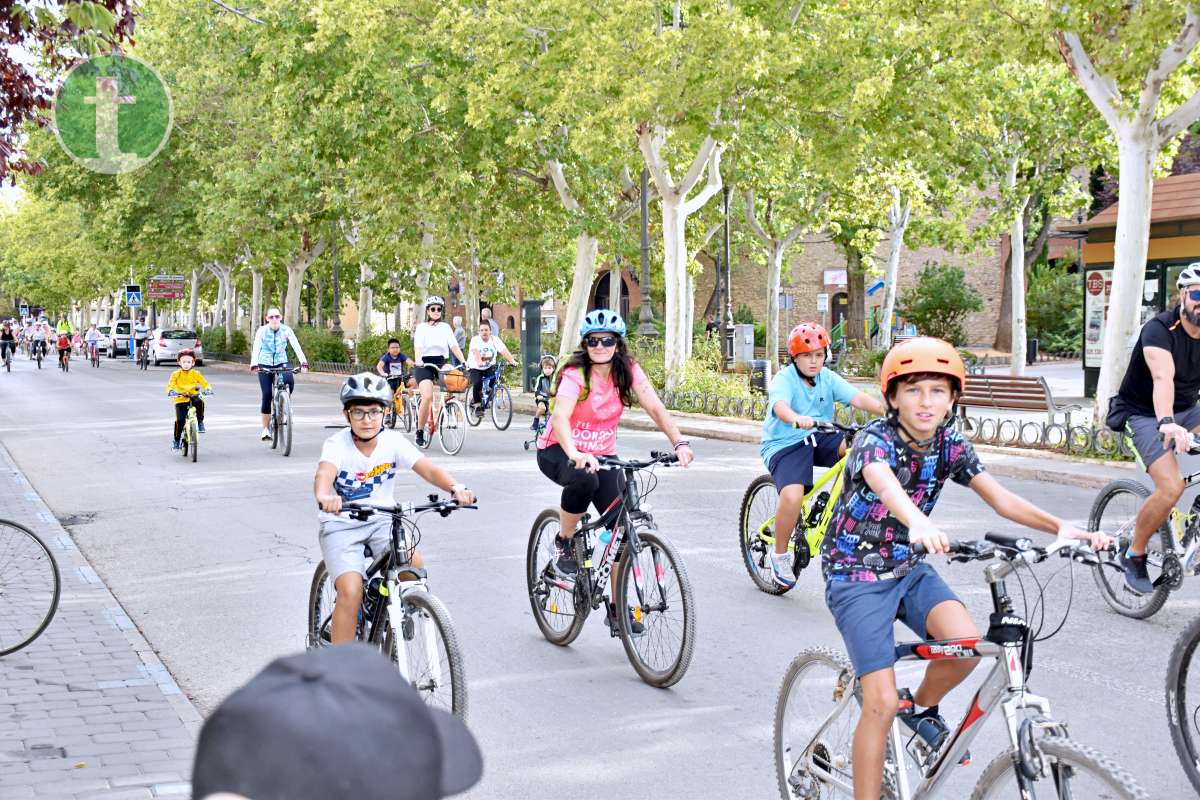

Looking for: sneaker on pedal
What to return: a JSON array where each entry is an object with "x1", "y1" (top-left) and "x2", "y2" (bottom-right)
[
  {"x1": 415, "y1": 429, "x2": 426, "y2": 447},
  {"x1": 606, "y1": 602, "x2": 645, "y2": 636},
  {"x1": 259, "y1": 427, "x2": 271, "y2": 441},
  {"x1": 198, "y1": 423, "x2": 206, "y2": 433},
  {"x1": 172, "y1": 439, "x2": 181, "y2": 450},
  {"x1": 901, "y1": 707, "x2": 969, "y2": 766},
  {"x1": 768, "y1": 550, "x2": 797, "y2": 588},
  {"x1": 1120, "y1": 549, "x2": 1154, "y2": 595},
  {"x1": 551, "y1": 535, "x2": 578, "y2": 579}
]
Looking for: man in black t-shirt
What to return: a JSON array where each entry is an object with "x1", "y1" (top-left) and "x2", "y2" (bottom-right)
[{"x1": 1111, "y1": 261, "x2": 1200, "y2": 594}]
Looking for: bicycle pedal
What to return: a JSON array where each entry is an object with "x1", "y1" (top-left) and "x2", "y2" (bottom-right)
[{"x1": 896, "y1": 688, "x2": 915, "y2": 717}]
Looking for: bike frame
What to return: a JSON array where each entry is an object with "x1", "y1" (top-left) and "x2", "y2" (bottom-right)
[
  {"x1": 476, "y1": 363, "x2": 505, "y2": 408},
  {"x1": 797, "y1": 557, "x2": 1060, "y2": 799},
  {"x1": 758, "y1": 452, "x2": 849, "y2": 552}
]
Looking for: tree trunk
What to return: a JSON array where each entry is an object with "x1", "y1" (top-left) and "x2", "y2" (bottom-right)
[
  {"x1": 558, "y1": 233, "x2": 598, "y2": 362},
  {"x1": 466, "y1": 240, "x2": 481, "y2": 328},
  {"x1": 227, "y1": 279, "x2": 238, "y2": 347},
  {"x1": 845, "y1": 248, "x2": 866, "y2": 345},
  {"x1": 880, "y1": 189, "x2": 911, "y2": 351},
  {"x1": 251, "y1": 266, "x2": 263, "y2": 332},
  {"x1": 285, "y1": 234, "x2": 327, "y2": 326},
  {"x1": 1008, "y1": 158, "x2": 1029, "y2": 376},
  {"x1": 315, "y1": 277, "x2": 326, "y2": 329},
  {"x1": 1095, "y1": 131, "x2": 1156, "y2": 422},
  {"x1": 357, "y1": 263, "x2": 373, "y2": 344},
  {"x1": 765, "y1": 244, "x2": 785, "y2": 362},
  {"x1": 660, "y1": 195, "x2": 689, "y2": 387},
  {"x1": 188, "y1": 270, "x2": 199, "y2": 329},
  {"x1": 608, "y1": 259, "x2": 622, "y2": 313}
]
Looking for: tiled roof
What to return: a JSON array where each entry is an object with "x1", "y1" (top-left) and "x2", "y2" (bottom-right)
[{"x1": 1063, "y1": 173, "x2": 1200, "y2": 230}]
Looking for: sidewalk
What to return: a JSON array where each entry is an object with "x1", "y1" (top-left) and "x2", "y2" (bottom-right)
[{"x1": 0, "y1": 443, "x2": 201, "y2": 799}]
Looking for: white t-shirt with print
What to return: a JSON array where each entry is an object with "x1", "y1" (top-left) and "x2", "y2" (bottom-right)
[
  {"x1": 466, "y1": 335, "x2": 509, "y2": 370},
  {"x1": 318, "y1": 429, "x2": 425, "y2": 522},
  {"x1": 413, "y1": 322, "x2": 458, "y2": 360}
]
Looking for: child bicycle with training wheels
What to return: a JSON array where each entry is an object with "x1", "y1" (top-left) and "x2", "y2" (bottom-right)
[
  {"x1": 314, "y1": 372, "x2": 475, "y2": 645},
  {"x1": 760, "y1": 322, "x2": 885, "y2": 589},
  {"x1": 166, "y1": 349, "x2": 211, "y2": 450},
  {"x1": 818, "y1": 337, "x2": 1111, "y2": 800}
]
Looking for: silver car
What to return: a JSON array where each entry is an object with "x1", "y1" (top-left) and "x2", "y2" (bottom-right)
[{"x1": 151, "y1": 329, "x2": 204, "y2": 366}]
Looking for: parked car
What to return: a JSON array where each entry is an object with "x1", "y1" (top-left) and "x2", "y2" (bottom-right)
[
  {"x1": 95, "y1": 324, "x2": 111, "y2": 354},
  {"x1": 151, "y1": 329, "x2": 204, "y2": 366},
  {"x1": 108, "y1": 319, "x2": 132, "y2": 357}
]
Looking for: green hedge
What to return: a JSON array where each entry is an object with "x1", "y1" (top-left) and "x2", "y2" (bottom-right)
[
  {"x1": 356, "y1": 330, "x2": 415, "y2": 367},
  {"x1": 199, "y1": 326, "x2": 248, "y2": 356},
  {"x1": 295, "y1": 325, "x2": 349, "y2": 363}
]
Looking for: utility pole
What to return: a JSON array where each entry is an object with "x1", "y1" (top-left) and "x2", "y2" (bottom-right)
[{"x1": 637, "y1": 167, "x2": 657, "y2": 336}]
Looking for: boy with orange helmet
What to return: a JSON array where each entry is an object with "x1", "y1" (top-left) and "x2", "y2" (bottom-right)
[
  {"x1": 821, "y1": 337, "x2": 1109, "y2": 799},
  {"x1": 760, "y1": 322, "x2": 885, "y2": 588}
]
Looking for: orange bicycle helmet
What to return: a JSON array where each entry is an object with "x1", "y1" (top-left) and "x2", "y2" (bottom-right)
[
  {"x1": 879, "y1": 337, "x2": 966, "y2": 397},
  {"x1": 787, "y1": 323, "x2": 831, "y2": 358}
]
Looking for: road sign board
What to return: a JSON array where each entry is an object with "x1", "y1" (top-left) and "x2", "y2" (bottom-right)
[
  {"x1": 147, "y1": 274, "x2": 186, "y2": 300},
  {"x1": 126, "y1": 290, "x2": 142, "y2": 308},
  {"x1": 19, "y1": 304, "x2": 29, "y2": 317}
]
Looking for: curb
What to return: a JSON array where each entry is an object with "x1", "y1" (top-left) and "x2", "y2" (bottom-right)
[{"x1": 0, "y1": 443, "x2": 205, "y2": 733}]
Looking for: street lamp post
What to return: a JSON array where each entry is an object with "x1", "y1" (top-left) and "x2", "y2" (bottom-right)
[
  {"x1": 637, "y1": 167, "x2": 657, "y2": 336},
  {"x1": 721, "y1": 185, "x2": 734, "y2": 370}
]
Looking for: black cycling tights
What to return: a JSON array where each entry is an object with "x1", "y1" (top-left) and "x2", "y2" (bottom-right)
[{"x1": 537, "y1": 444, "x2": 625, "y2": 517}]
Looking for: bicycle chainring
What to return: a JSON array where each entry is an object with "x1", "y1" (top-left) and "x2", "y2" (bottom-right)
[{"x1": 1158, "y1": 551, "x2": 1185, "y2": 590}]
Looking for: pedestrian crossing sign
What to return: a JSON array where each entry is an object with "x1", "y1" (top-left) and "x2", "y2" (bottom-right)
[{"x1": 126, "y1": 290, "x2": 142, "y2": 308}]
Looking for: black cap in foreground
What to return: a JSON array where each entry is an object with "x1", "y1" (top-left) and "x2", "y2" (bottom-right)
[{"x1": 192, "y1": 644, "x2": 482, "y2": 800}]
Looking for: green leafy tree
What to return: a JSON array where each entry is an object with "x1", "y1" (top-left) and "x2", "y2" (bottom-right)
[{"x1": 898, "y1": 262, "x2": 984, "y2": 346}]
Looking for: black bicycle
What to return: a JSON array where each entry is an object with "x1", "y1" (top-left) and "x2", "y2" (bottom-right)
[
  {"x1": 307, "y1": 496, "x2": 475, "y2": 719},
  {"x1": 465, "y1": 362, "x2": 513, "y2": 430},
  {"x1": 136, "y1": 338, "x2": 150, "y2": 370},
  {"x1": 261, "y1": 366, "x2": 301, "y2": 457},
  {"x1": 0, "y1": 519, "x2": 61, "y2": 656},
  {"x1": 527, "y1": 451, "x2": 696, "y2": 687},
  {"x1": 2, "y1": 343, "x2": 12, "y2": 373}
]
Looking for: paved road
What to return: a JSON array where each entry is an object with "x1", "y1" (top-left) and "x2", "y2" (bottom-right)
[{"x1": 0, "y1": 355, "x2": 1193, "y2": 798}]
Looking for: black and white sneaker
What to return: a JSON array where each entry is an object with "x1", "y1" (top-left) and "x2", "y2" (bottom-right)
[
  {"x1": 551, "y1": 536, "x2": 578, "y2": 579},
  {"x1": 415, "y1": 429, "x2": 425, "y2": 447}
]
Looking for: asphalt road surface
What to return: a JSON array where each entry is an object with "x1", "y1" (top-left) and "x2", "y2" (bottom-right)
[{"x1": 0, "y1": 354, "x2": 1193, "y2": 798}]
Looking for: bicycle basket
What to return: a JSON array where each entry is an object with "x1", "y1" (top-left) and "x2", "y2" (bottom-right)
[{"x1": 443, "y1": 369, "x2": 469, "y2": 393}]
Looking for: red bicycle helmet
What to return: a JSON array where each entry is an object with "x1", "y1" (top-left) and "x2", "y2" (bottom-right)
[{"x1": 787, "y1": 323, "x2": 831, "y2": 358}]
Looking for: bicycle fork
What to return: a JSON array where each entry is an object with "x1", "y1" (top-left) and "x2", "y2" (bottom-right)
[{"x1": 384, "y1": 577, "x2": 444, "y2": 690}]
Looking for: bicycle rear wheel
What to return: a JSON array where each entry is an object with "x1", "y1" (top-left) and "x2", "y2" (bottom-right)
[
  {"x1": 438, "y1": 399, "x2": 466, "y2": 455},
  {"x1": 970, "y1": 736, "x2": 1148, "y2": 799},
  {"x1": 1088, "y1": 479, "x2": 1172, "y2": 619},
  {"x1": 0, "y1": 519, "x2": 61, "y2": 656},
  {"x1": 1168, "y1": 614, "x2": 1200, "y2": 795},
  {"x1": 280, "y1": 392, "x2": 293, "y2": 457},
  {"x1": 385, "y1": 591, "x2": 468, "y2": 721},
  {"x1": 740, "y1": 474, "x2": 791, "y2": 596},
  {"x1": 306, "y1": 560, "x2": 334, "y2": 650},
  {"x1": 775, "y1": 648, "x2": 863, "y2": 800},
  {"x1": 491, "y1": 385, "x2": 512, "y2": 430},
  {"x1": 615, "y1": 529, "x2": 696, "y2": 687},
  {"x1": 525, "y1": 509, "x2": 588, "y2": 646}
]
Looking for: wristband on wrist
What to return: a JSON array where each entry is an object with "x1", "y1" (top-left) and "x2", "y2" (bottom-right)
[
  {"x1": 1159, "y1": 415, "x2": 1176, "y2": 428},
  {"x1": 673, "y1": 440, "x2": 691, "y2": 450}
]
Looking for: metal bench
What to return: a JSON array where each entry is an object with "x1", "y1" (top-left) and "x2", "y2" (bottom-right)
[{"x1": 958, "y1": 374, "x2": 1081, "y2": 426}]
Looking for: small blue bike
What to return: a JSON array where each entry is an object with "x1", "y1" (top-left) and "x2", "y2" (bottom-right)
[{"x1": 465, "y1": 362, "x2": 512, "y2": 431}]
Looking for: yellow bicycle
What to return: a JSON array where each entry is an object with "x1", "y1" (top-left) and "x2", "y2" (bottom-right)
[{"x1": 738, "y1": 421, "x2": 860, "y2": 595}]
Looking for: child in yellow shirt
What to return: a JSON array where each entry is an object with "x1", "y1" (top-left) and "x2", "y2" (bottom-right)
[{"x1": 167, "y1": 349, "x2": 212, "y2": 449}]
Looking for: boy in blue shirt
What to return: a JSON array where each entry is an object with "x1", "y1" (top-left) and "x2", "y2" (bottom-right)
[{"x1": 760, "y1": 323, "x2": 885, "y2": 588}]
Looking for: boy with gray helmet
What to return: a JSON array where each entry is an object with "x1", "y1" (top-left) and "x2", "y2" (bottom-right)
[{"x1": 314, "y1": 372, "x2": 475, "y2": 644}]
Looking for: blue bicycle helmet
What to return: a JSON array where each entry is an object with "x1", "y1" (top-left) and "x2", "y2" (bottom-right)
[{"x1": 580, "y1": 309, "x2": 626, "y2": 339}]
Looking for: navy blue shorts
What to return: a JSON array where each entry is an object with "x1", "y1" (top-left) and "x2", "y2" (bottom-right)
[
  {"x1": 824, "y1": 563, "x2": 961, "y2": 677},
  {"x1": 767, "y1": 431, "x2": 843, "y2": 491}
]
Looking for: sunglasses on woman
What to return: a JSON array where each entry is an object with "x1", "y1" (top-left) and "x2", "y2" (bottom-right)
[
  {"x1": 585, "y1": 335, "x2": 618, "y2": 348},
  {"x1": 428, "y1": 306, "x2": 443, "y2": 313}
]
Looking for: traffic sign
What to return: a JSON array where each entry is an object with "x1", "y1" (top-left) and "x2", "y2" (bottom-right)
[
  {"x1": 126, "y1": 289, "x2": 142, "y2": 308},
  {"x1": 19, "y1": 304, "x2": 29, "y2": 317}
]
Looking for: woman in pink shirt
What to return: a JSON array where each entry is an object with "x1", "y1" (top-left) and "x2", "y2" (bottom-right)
[{"x1": 537, "y1": 309, "x2": 694, "y2": 579}]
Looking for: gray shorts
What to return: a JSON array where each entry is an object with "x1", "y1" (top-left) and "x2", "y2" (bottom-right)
[
  {"x1": 1127, "y1": 405, "x2": 1200, "y2": 468},
  {"x1": 319, "y1": 516, "x2": 392, "y2": 582}
]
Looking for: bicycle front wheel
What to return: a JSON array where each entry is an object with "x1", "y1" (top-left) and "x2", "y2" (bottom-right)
[
  {"x1": 971, "y1": 736, "x2": 1148, "y2": 799},
  {"x1": 280, "y1": 393, "x2": 293, "y2": 457},
  {"x1": 525, "y1": 509, "x2": 587, "y2": 646},
  {"x1": 465, "y1": 396, "x2": 483, "y2": 426},
  {"x1": 1168, "y1": 614, "x2": 1200, "y2": 795},
  {"x1": 270, "y1": 395, "x2": 281, "y2": 450},
  {"x1": 1088, "y1": 479, "x2": 1172, "y2": 619},
  {"x1": 491, "y1": 385, "x2": 512, "y2": 430},
  {"x1": 189, "y1": 416, "x2": 199, "y2": 462},
  {"x1": 740, "y1": 474, "x2": 791, "y2": 596},
  {"x1": 306, "y1": 560, "x2": 333, "y2": 650},
  {"x1": 438, "y1": 399, "x2": 466, "y2": 455},
  {"x1": 615, "y1": 530, "x2": 696, "y2": 687},
  {"x1": 402, "y1": 396, "x2": 414, "y2": 433},
  {"x1": 775, "y1": 648, "x2": 862, "y2": 800},
  {"x1": 385, "y1": 591, "x2": 468, "y2": 720},
  {"x1": 0, "y1": 519, "x2": 61, "y2": 656}
]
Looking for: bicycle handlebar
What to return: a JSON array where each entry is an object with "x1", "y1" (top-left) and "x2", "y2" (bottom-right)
[
  {"x1": 812, "y1": 421, "x2": 864, "y2": 435},
  {"x1": 256, "y1": 365, "x2": 303, "y2": 374},
  {"x1": 911, "y1": 532, "x2": 1103, "y2": 567},
  {"x1": 338, "y1": 495, "x2": 478, "y2": 520},
  {"x1": 597, "y1": 451, "x2": 680, "y2": 470}
]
